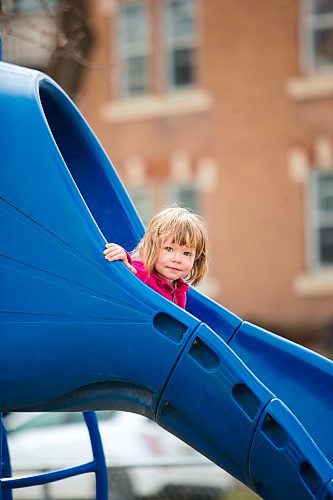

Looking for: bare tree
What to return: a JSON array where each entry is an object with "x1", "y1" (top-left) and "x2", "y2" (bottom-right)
[
  {"x1": 47, "y1": 0, "x2": 95, "y2": 98},
  {"x1": 0, "y1": 0, "x2": 95, "y2": 99}
]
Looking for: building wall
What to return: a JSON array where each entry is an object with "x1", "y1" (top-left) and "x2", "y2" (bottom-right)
[{"x1": 78, "y1": 0, "x2": 333, "y2": 342}]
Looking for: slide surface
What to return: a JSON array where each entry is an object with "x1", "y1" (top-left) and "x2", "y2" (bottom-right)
[{"x1": 1, "y1": 62, "x2": 333, "y2": 499}]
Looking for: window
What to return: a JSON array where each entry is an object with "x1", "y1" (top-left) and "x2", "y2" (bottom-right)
[
  {"x1": 164, "y1": 0, "x2": 197, "y2": 89},
  {"x1": 309, "y1": 171, "x2": 333, "y2": 268},
  {"x1": 117, "y1": 1, "x2": 149, "y2": 97},
  {"x1": 170, "y1": 184, "x2": 200, "y2": 213},
  {"x1": 1, "y1": 0, "x2": 59, "y2": 14},
  {"x1": 129, "y1": 186, "x2": 154, "y2": 226},
  {"x1": 115, "y1": 0, "x2": 198, "y2": 98},
  {"x1": 303, "y1": 0, "x2": 333, "y2": 72}
]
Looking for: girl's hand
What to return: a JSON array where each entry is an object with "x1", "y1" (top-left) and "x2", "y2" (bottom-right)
[{"x1": 103, "y1": 243, "x2": 137, "y2": 274}]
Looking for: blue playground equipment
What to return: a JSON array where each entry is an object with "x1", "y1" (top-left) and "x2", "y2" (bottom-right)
[{"x1": 1, "y1": 60, "x2": 333, "y2": 500}]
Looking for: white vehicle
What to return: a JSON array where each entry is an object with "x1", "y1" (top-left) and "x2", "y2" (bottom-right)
[{"x1": 5, "y1": 411, "x2": 234, "y2": 499}]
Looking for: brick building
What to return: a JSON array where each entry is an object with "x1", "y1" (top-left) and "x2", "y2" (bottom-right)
[{"x1": 2, "y1": 0, "x2": 333, "y2": 345}]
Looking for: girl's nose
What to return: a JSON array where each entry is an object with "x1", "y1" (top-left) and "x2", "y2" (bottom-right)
[{"x1": 172, "y1": 252, "x2": 182, "y2": 262}]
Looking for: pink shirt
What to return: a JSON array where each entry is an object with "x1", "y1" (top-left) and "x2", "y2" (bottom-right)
[{"x1": 128, "y1": 258, "x2": 189, "y2": 309}]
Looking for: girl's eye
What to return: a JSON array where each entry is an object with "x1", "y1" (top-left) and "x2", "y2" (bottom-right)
[
  {"x1": 165, "y1": 246, "x2": 173, "y2": 252},
  {"x1": 184, "y1": 251, "x2": 191, "y2": 257}
]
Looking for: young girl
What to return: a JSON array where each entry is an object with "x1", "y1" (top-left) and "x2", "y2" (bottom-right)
[{"x1": 103, "y1": 206, "x2": 208, "y2": 309}]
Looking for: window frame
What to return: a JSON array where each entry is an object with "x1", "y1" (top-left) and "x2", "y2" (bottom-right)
[
  {"x1": 301, "y1": 0, "x2": 333, "y2": 73},
  {"x1": 169, "y1": 183, "x2": 201, "y2": 214},
  {"x1": 116, "y1": 0, "x2": 150, "y2": 98},
  {"x1": 308, "y1": 170, "x2": 333, "y2": 269},
  {"x1": 2, "y1": 0, "x2": 59, "y2": 14},
  {"x1": 114, "y1": 0, "x2": 200, "y2": 99},
  {"x1": 163, "y1": 0, "x2": 199, "y2": 91}
]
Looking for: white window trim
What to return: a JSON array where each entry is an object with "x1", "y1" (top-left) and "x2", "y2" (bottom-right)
[
  {"x1": 109, "y1": 0, "x2": 209, "y2": 112},
  {"x1": 101, "y1": 89, "x2": 212, "y2": 123},
  {"x1": 309, "y1": 171, "x2": 333, "y2": 269},
  {"x1": 300, "y1": 0, "x2": 333, "y2": 73},
  {"x1": 163, "y1": 0, "x2": 199, "y2": 91},
  {"x1": 116, "y1": 0, "x2": 150, "y2": 98},
  {"x1": 294, "y1": 268, "x2": 333, "y2": 296},
  {"x1": 294, "y1": 169, "x2": 333, "y2": 297},
  {"x1": 287, "y1": 0, "x2": 333, "y2": 101},
  {"x1": 286, "y1": 72, "x2": 333, "y2": 100}
]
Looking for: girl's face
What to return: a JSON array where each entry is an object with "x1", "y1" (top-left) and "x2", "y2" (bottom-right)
[{"x1": 154, "y1": 239, "x2": 195, "y2": 284}]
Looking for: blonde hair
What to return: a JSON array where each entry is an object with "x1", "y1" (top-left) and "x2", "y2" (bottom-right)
[{"x1": 134, "y1": 206, "x2": 208, "y2": 286}]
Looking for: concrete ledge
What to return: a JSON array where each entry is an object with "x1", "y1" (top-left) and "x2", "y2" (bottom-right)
[
  {"x1": 286, "y1": 73, "x2": 333, "y2": 101},
  {"x1": 101, "y1": 89, "x2": 213, "y2": 123},
  {"x1": 294, "y1": 269, "x2": 333, "y2": 296}
]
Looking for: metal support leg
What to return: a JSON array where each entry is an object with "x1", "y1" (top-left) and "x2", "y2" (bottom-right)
[
  {"x1": 0, "y1": 412, "x2": 108, "y2": 500},
  {"x1": 0, "y1": 414, "x2": 13, "y2": 500},
  {"x1": 84, "y1": 412, "x2": 108, "y2": 500}
]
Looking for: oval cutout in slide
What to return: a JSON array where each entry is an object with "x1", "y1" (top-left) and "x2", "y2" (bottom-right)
[
  {"x1": 261, "y1": 413, "x2": 288, "y2": 449},
  {"x1": 299, "y1": 461, "x2": 322, "y2": 498},
  {"x1": 153, "y1": 313, "x2": 187, "y2": 343},
  {"x1": 189, "y1": 337, "x2": 220, "y2": 371},
  {"x1": 232, "y1": 383, "x2": 260, "y2": 420}
]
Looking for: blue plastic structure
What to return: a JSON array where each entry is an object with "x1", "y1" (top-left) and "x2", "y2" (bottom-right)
[
  {"x1": 0, "y1": 412, "x2": 108, "y2": 500},
  {"x1": 1, "y1": 61, "x2": 333, "y2": 499}
]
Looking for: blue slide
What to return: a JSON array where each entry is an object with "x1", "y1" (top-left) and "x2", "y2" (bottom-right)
[{"x1": 1, "y1": 61, "x2": 333, "y2": 499}]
